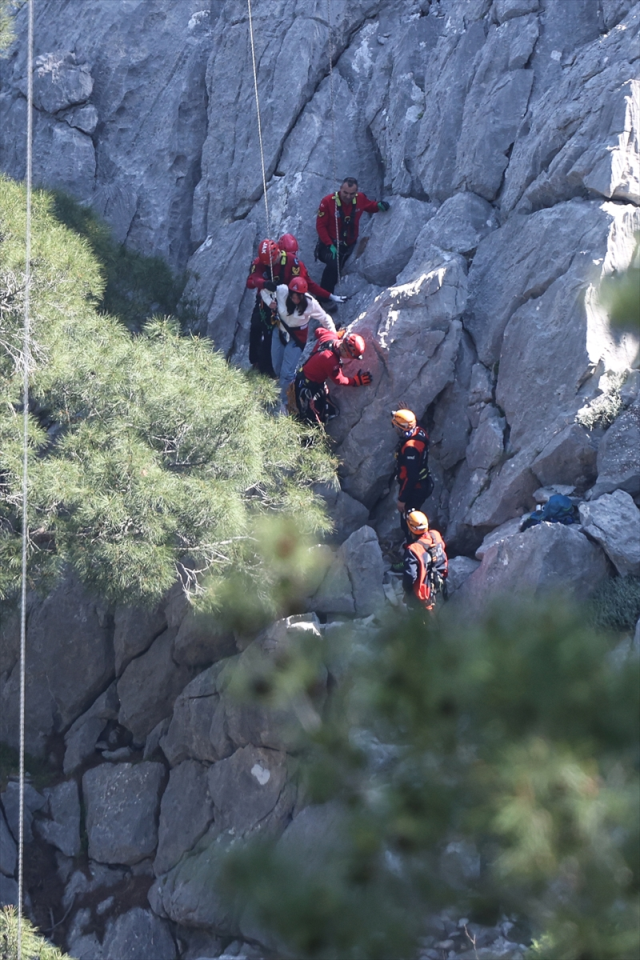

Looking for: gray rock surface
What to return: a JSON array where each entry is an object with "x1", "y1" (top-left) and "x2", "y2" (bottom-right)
[
  {"x1": 207, "y1": 745, "x2": 293, "y2": 837},
  {"x1": 312, "y1": 525, "x2": 385, "y2": 616},
  {"x1": 160, "y1": 664, "x2": 231, "y2": 767},
  {"x1": 591, "y1": 399, "x2": 640, "y2": 498},
  {"x1": 101, "y1": 907, "x2": 177, "y2": 960},
  {"x1": 113, "y1": 602, "x2": 167, "y2": 676},
  {"x1": 117, "y1": 628, "x2": 195, "y2": 742},
  {"x1": 173, "y1": 609, "x2": 237, "y2": 669},
  {"x1": 446, "y1": 557, "x2": 481, "y2": 596},
  {"x1": 531, "y1": 424, "x2": 599, "y2": 491},
  {"x1": 155, "y1": 760, "x2": 214, "y2": 877},
  {"x1": 0, "y1": 874, "x2": 19, "y2": 908},
  {"x1": 34, "y1": 780, "x2": 81, "y2": 858},
  {"x1": 1, "y1": 781, "x2": 47, "y2": 845},
  {"x1": 0, "y1": 0, "x2": 639, "y2": 949},
  {"x1": 579, "y1": 490, "x2": 640, "y2": 577},
  {"x1": 63, "y1": 682, "x2": 119, "y2": 775},
  {"x1": 83, "y1": 762, "x2": 165, "y2": 865},
  {"x1": 313, "y1": 483, "x2": 370, "y2": 545},
  {"x1": 459, "y1": 523, "x2": 611, "y2": 609},
  {"x1": 0, "y1": 573, "x2": 113, "y2": 757},
  {"x1": 29, "y1": 52, "x2": 93, "y2": 114},
  {"x1": 0, "y1": 806, "x2": 17, "y2": 877},
  {"x1": 148, "y1": 829, "x2": 237, "y2": 934}
]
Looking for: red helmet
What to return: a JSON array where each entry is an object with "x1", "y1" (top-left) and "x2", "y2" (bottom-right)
[
  {"x1": 342, "y1": 333, "x2": 366, "y2": 359},
  {"x1": 278, "y1": 233, "x2": 299, "y2": 254},
  {"x1": 258, "y1": 239, "x2": 280, "y2": 265},
  {"x1": 289, "y1": 276, "x2": 308, "y2": 294}
]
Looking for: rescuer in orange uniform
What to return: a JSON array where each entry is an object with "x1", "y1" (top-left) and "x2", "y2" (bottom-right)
[
  {"x1": 391, "y1": 409, "x2": 433, "y2": 538},
  {"x1": 315, "y1": 178, "x2": 390, "y2": 292},
  {"x1": 402, "y1": 511, "x2": 448, "y2": 612}
]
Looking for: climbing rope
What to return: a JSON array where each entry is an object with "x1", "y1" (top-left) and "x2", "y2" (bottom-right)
[
  {"x1": 247, "y1": 0, "x2": 274, "y2": 281},
  {"x1": 326, "y1": 0, "x2": 341, "y2": 286},
  {"x1": 18, "y1": 0, "x2": 34, "y2": 955}
]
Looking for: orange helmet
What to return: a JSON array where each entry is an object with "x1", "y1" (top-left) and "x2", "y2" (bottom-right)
[
  {"x1": 391, "y1": 409, "x2": 417, "y2": 434},
  {"x1": 258, "y1": 239, "x2": 281, "y2": 265},
  {"x1": 406, "y1": 511, "x2": 429, "y2": 536},
  {"x1": 289, "y1": 276, "x2": 308, "y2": 294},
  {"x1": 342, "y1": 333, "x2": 365, "y2": 359},
  {"x1": 278, "y1": 233, "x2": 299, "y2": 254}
]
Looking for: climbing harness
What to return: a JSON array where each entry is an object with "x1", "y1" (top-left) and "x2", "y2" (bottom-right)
[
  {"x1": 18, "y1": 2, "x2": 35, "y2": 956},
  {"x1": 247, "y1": 0, "x2": 274, "y2": 281},
  {"x1": 326, "y1": 0, "x2": 341, "y2": 286}
]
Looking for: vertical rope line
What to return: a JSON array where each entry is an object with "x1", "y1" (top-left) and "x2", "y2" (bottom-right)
[
  {"x1": 247, "y1": 0, "x2": 274, "y2": 280},
  {"x1": 326, "y1": 0, "x2": 341, "y2": 286},
  {"x1": 18, "y1": 1, "x2": 34, "y2": 957}
]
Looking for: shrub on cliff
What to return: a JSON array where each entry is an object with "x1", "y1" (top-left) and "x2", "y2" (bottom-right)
[
  {"x1": 0, "y1": 176, "x2": 335, "y2": 602},
  {"x1": 0, "y1": 906, "x2": 71, "y2": 960}
]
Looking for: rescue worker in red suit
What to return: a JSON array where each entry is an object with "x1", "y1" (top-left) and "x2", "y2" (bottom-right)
[
  {"x1": 402, "y1": 511, "x2": 448, "y2": 612},
  {"x1": 316, "y1": 177, "x2": 390, "y2": 293},
  {"x1": 294, "y1": 328, "x2": 372, "y2": 425},
  {"x1": 247, "y1": 237, "x2": 345, "y2": 376},
  {"x1": 391, "y1": 409, "x2": 433, "y2": 538}
]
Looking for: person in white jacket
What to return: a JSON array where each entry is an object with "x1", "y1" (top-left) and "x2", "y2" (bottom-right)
[{"x1": 260, "y1": 277, "x2": 336, "y2": 408}]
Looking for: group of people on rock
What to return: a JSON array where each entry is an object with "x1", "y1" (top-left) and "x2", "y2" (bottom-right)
[{"x1": 244, "y1": 179, "x2": 448, "y2": 613}]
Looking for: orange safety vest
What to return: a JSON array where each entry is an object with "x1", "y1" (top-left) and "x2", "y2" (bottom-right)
[{"x1": 406, "y1": 530, "x2": 447, "y2": 609}]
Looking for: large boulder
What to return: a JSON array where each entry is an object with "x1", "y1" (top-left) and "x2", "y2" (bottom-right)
[
  {"x1": 458, "y1": 523, "x2": 611, "y2": 610},
  {"x1": 154, "y1": 761, "x2": 214, "y2": 877},
  {"x1": 0, "y1": 806, "x2": 17, "y2": 878},
  {"x1": 590, "y1": 398, "x2": 640, "y2": 499},
  {"x1": 101, "y1": 907, "x2": 177, "y2": 960},
  {"x1": 34, "y1": 780, "x2": 81, "y2": 858},
  {"x1": 113, "y1": 602, "x2": 167, "y2": 676},
  {"x1": 207, "y1": 745, "x2": 294, "y2": 838},
  {"x1": 117, "y1": 628, "x2": 195, "y2": 743},
  {"x1": 83, "y1": 762, "x2": 165, "y2": 865},
  {"x1": 312, "y1": 525, "x2": 385, "y2": 617},
  {"x1": 0, "y1": 573, "x2": 114, "y2": 757},
  {"x1": 159, "y1": 665, "x2": 230, "y2": 767},
  {"x1": 29, "y1": 52, "x2": 93, "y2": 113},
  {"x1": 355, "y1": 196, "x2": 435, "y2": 286},
  {"x1": 579, "y1": 490, "x2": 640, "y2": 577},
  {"x1": 63, "y1": 682, "x2": 119, "y2": 776}
]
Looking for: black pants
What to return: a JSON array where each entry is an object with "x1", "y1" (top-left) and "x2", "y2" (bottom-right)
[
  {"x1": 294, "y1": 375, "x2": 339, "y2": 426},
  {"x1": 249, "y1": 300, "x2": 275, "y2": 377},
  {"x1": 316, "y1": 241, "x2": 354, "y2": 294}
]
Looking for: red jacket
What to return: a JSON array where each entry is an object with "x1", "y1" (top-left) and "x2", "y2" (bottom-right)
[
  {"x1": 316, "y1": 191, "x2": 380, "y2": 247},
  {"x1": 246, "y1": 251, "x2": 330, "y2": 300},
  {"x1": 300, "y1": 328, "x2": 357, "y2": 386}
]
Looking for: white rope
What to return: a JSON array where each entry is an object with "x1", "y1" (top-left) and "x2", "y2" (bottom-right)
[
  {"x1": 326, "y1": 0, "x2": 341, "y2": 286},
  {"x1": 18, "y1": 1, "x2": 34, "y2": 956},
  {"x1": 247, "y1": 0, "x2": 274, "y2": 281}
]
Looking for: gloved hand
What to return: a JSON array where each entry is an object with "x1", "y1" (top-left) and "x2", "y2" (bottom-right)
[
  {"x1": 329, "y1": 243, "x2": 338, "y2": 259},
  {"x1": 329, "y1": 293, "x2": 346, "y2": 303},
  {"x1": 377, "y1": 200, "x2": 390, "y2": 212},
  {"x1": 353, "y1": 369, "x2": 372, "y2": 386},
  {"x1": 264, "y1": 280, "x2": 277, "y2": 292}
]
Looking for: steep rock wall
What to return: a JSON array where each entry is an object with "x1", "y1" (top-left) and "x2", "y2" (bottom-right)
[{"x1": 0, "y1": 1, "x2": 639, "y2": 958}]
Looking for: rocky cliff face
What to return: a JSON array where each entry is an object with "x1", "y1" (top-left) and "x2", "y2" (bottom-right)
[{"x1": 0, "y1": 1, "x2": 639, "y2": 957}]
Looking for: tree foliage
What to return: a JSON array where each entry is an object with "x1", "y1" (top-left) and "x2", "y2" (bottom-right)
[
  {"x1": 215, "y1": 552, "x2": 640, "y2": 960},
  {"x1": 0, "y1": 907, "x2": 71, "y2": 960},
  {"x1": 0, "y1": 176, "x2": 336, "y2": 603}
]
